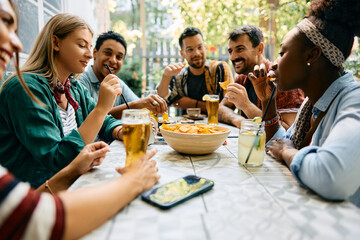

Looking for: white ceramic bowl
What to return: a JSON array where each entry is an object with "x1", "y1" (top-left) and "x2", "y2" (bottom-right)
[{"x1": 160, "y1": 124, "x2": 231, "y2": 155}]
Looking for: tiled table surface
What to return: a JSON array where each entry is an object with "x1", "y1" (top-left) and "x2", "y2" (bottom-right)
[{"x1": 70, "y1": 123, "x2": 360, "y2": 240}]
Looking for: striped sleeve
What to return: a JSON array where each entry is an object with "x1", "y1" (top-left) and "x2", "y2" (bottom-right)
[{"x1": 0, "y1": 166, "x2": 65, "y2": 240}]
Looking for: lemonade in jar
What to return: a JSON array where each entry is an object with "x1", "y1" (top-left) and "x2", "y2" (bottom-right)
[{"x1": 238, "y1": 118, "x2": 265, "y2": 166}]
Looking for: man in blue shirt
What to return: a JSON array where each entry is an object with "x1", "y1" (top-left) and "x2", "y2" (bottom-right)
[{"x1": 80, "y1": 31, "x2": 167, "y2": 119}]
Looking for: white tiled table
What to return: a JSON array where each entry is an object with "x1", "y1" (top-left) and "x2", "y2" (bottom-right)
[{"x1": 70, "y1": 123, "x2": 360, "y2": 240}]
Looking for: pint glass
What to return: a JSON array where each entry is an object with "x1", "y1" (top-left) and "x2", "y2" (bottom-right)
[
  {"x1": 122, "y1": 109, "x2": 151, "y2": 166},
  {"x1": 206, "y1": 95, "x2": 219, "y2": 125}
]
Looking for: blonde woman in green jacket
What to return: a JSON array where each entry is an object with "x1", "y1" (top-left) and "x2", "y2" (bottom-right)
[{"x1": 0, "y1": 13, "x2": 124, "y2": 188}]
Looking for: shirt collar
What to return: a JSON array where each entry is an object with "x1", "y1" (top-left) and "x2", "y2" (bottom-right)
[
  {"x1": 313, "y1": 71, "x2": 354, "y2": 113},
  {"x1": 89, "y1": 66, "x2": 101, "y2": 84}
]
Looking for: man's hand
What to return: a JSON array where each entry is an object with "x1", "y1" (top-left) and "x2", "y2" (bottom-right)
[
  {"x1": 163, "y1": 62, "x2": 186, "y2": 78},
  {"x1": 135, "y1": 94, "x2": 168, "y2": 114},
  {"x1": 226, "y1": 83, "x2": 251, "y2": 110}
]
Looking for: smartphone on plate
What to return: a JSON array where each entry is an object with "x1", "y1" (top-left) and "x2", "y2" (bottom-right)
[{"x1": 141, "y1": 175, "x2": 214, "y2": 209}]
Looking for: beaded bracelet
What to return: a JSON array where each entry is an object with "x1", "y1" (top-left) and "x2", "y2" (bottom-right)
[
  {"x1": 45, "y1": 180, "x2": 54, "y2": 195},
  {"x1": 264, "y1": 115, "x2": 279, "y2": 127}
]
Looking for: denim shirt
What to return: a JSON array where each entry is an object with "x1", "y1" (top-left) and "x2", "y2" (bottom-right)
[
  {"x1": 79, "y1": 66, "x2": 139, "y2": 106},
  {"x1": 271, "y1": 71, "x2": 360, "y2": 206}
]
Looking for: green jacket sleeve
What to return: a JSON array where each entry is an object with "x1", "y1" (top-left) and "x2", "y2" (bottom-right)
[
  {"x1": 2, "y1": 75, "x2": 86, "y2": 172},
  {"x1": 72, "y1": 80, "x2": 122, "y2": 142}
]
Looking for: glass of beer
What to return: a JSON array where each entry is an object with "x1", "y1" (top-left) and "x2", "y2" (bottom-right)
[
  {"x1": 122, "y1": 109, "x2": 151, "y2": 167},
  {"x1": 206, "y1": 95, "x2": 219, "y2": 125},
  {"x1": 238, "y1": 119, "x2": 265, "y2": 167}
]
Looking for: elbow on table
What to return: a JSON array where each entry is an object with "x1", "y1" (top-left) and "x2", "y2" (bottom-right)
[{"x1": 311, "y1": 177, "x2": 355, "y2": 202}]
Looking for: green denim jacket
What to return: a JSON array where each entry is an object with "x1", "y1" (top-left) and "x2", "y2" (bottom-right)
[{"x1": 0, "y1": 73, "x2": 121, "y2": 188}]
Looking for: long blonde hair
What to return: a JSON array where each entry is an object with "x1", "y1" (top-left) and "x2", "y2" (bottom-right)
[{"x1": 19, "y1": 13, "x2": 93, "y2": 88}]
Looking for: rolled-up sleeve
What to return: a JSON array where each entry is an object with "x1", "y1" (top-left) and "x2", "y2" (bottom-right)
[{"x1": 290, "y1": 113, "x2": 360, "y2": 201}]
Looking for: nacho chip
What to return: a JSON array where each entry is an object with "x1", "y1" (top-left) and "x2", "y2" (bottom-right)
[{"x1": 219, "y1": 80, "x2": 230, "y2": 90}]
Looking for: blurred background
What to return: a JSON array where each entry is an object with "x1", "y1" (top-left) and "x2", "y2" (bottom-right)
[{"x1": 4, "y1": 0, "x2": 359, "y2": 94}]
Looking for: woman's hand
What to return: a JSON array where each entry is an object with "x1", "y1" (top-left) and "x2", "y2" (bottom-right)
[
  {"x1": 97, "y1": 74, "x2": 123, "y2": 113},
  {"x1": 266, "y1": 138, "x2": 298, "y2": 167},
  {"x1": 68, "y1": 141, "x2": 110, "y2": 175},
  {"x1": 248, "y1": 63, "x2": 274, "y2": 103},
  {"x1": 116, "y1": 149, "x2": 160, "y2": 192}
]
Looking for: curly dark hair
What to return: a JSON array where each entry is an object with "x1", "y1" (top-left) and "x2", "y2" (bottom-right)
[
  {"x1": 308, "y1": 0, "x2": 360, "y2": 59},
  {"x1": 95, "y1": 31, "x2": 127, "y2": 55},
  {"x1": 228, "y1": 25, "x2": 264, "y2": 48}
]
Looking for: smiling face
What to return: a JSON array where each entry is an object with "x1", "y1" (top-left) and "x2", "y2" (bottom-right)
[
  {"x1": 274, "y1": 28, "x2": 309, "y2": 91},
  {"x1": 92, "y1": 39, "x2": 125, "y2": 81},
  {"x1": 53, "y1": 27, "x2": 92, "y2": 78},
  {"x1": 228, "y1": 34, "x2": 262, "y2": 75},
  {"x1": 0, "y1": 0, "x2": 22, "y2": 79},
  {"x1": 180, "y1": 34, "x2": 207, "y2": 69}
]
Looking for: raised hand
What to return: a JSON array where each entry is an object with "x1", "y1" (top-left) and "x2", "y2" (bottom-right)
[
  {"x1": 248, "y1": 63, "x2": 274, "y2": 103},
  {"x1": 97, "y1": 74, "x2": 123, "y2": 113},
  {"x1": 163, "y1": 62, "x2": 187, "y2": 78}
]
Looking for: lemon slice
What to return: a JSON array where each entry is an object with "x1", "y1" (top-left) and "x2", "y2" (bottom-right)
[
  {"x1": 202, "y1": 94, "x2": 211, "y2": 101},
  {"x1": 252, "y1": 117, "x2": 262, "y2": 123}
]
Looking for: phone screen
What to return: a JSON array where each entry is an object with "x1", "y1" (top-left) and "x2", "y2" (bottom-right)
[{"x1": 141, "y1": 175, "x2": 214, "y2": 209}]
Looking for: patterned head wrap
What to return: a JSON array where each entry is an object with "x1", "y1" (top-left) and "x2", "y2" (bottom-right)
[{"x1": 297, "y1": 18, "x2": 345, "y2": 68}]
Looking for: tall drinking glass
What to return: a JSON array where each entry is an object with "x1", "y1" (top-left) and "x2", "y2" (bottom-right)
[
  {"x1": 238, "y1": 119, "x2": 265, "y2": 166},
  {"x1": 122, "y1": 109, "x2": 151, "y2": 167},
  {"x1": 206, "y1": 95, "x2": 219, "y2": 125}
]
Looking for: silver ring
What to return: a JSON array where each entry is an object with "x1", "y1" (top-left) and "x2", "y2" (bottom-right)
[{"x1": 152, "y1": 100, "x2": 158, "y2": 106}]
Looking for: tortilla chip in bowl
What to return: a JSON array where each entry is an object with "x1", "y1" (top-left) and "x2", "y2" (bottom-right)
[{"x1": 159, "y1": 124, "x2": 230, "y2": 155}]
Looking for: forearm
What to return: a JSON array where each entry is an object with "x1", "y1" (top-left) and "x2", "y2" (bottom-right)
[
  {"x1": 241, "y1": 102, "x2": 262, "y2": 119},
  {"x1": 157, "y1": 75, "x2": 172, "y2": 97},
  {"x1": 60, "y1": 174, "x2": 142, "y2": 240},
  {"x1": 281, "y1": 148, "x2": 298, "y2": 168},
  {"x1": 218, "y1": 105, "x2": 243, "y2": 127},
  {"x1": 37, "y1": 165, "x2": 81, "y2": 194},
  {"x1": 262, "y1": 99, "x2": 280, "y2": 142},
  {"x1": 78, "y1": 107, "x2": 108, "y2": 144},
  {"x1": 174, "y1": 97, "x2": 207, "y2": 113}
]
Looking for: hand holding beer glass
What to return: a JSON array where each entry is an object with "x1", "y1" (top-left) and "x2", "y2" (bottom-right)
[
  {"x1": 204, "y1": 94, "x2": 219, "y2": 125},
  {"x1": 122, "y1": 109, "x2": 151, "y2": 167}
]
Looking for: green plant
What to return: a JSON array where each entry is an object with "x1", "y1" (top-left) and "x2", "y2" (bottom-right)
[
  {"x1": 148, "y1": 65, "x2": 164, "y2": 87},
  {"x1": 345, "y1": 45, "x2": 360, "y2": 80},
  {"x1": 117, "y1": 56, "x2": 143, "y2": 97}
]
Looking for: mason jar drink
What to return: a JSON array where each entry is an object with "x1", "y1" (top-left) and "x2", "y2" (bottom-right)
[
  {"x1": 206, "y1": 95, "x2": 219, "y2": 125},
  {"x1": 238, "y1": 119, "x2": 265, "y2": 167},
  {"x1": 122, "y1": 109, "x2": 151, "y2": 166}
]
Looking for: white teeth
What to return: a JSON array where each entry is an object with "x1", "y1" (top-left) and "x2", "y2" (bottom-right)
[{"x1": 0, "y1": 51, "x2": 10, "y2": 65}]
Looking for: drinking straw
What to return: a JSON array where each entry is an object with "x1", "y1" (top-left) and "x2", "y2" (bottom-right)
[
  {"x1": 105, "y1": 64, "x2": 130, "y2": 109},
  {"x1": 245, "y1": 84, "x2": 277, "y2": 164}
]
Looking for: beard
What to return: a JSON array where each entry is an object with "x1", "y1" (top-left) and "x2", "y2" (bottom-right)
[{"x1": 189, "y1": 56, "x2": 205, "y2": 69}]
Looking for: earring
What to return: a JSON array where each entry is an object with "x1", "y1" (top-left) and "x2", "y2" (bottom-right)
[{"x1": 307, "y1": 62, "x2": 311, "y2": 66}]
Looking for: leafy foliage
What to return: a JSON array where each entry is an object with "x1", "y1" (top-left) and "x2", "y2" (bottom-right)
[
  {"x1": 117, "y1": 56, "x2": 143, "y2": 97},
  {"x1": 164, "y1": 0, "x2": 309, "y2": 55}
]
